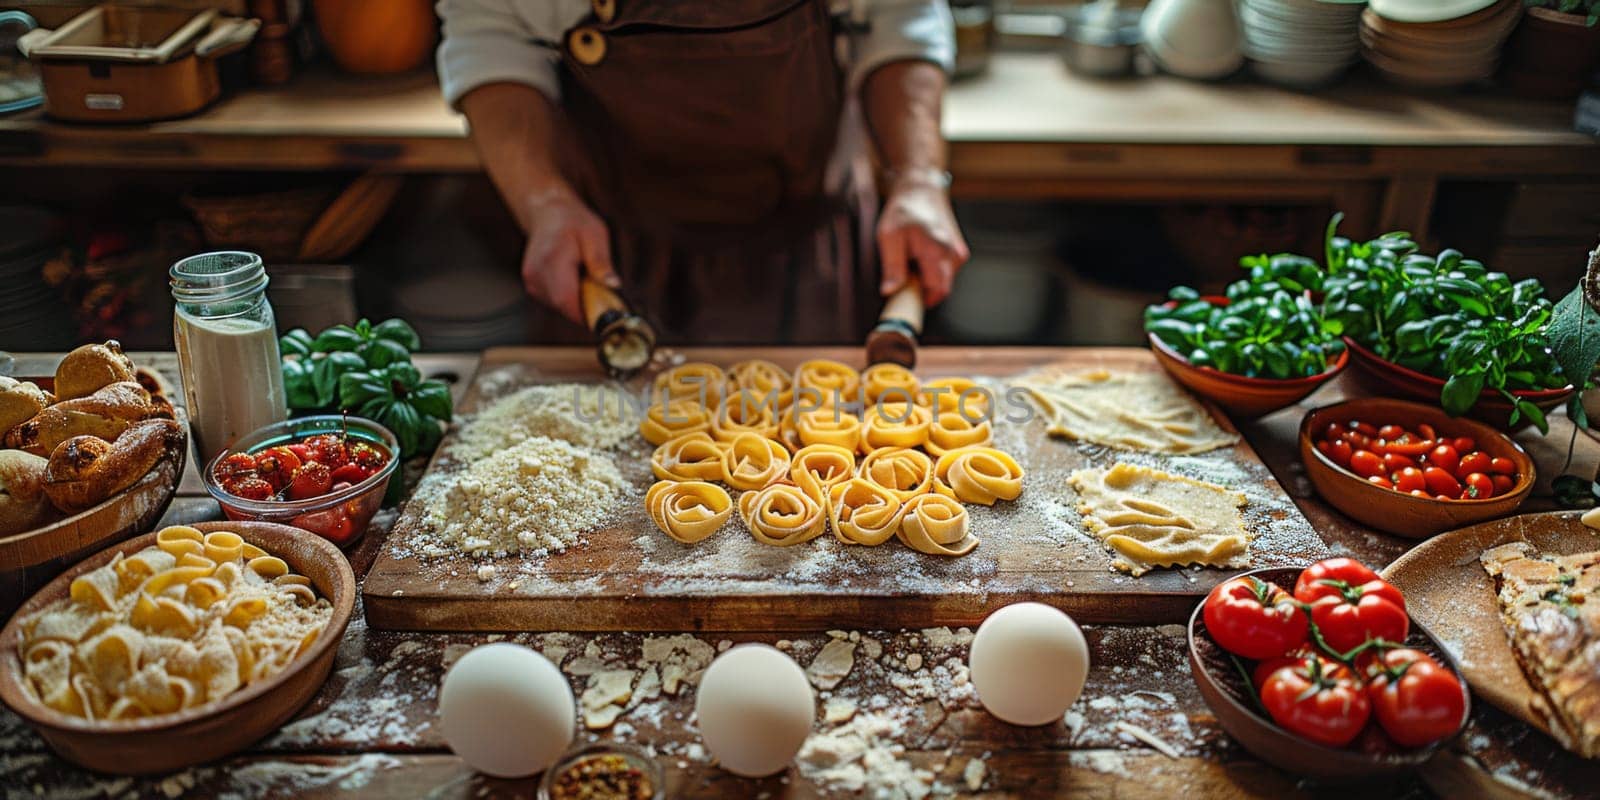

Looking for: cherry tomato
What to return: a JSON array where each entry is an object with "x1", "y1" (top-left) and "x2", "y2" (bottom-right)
[
  {"x1": 288, "y1": 443, "x2": 312, "y2": 463},
  {"x1": 288, "y1": 461, "x2": 333, "y2": 501},
  {"x1": 1489, "y1": 457, "x2": 1516, "y2": 475},
  {"x1": 1456, "y1": 452, "x2": 1492, "y2": 478},
  {"x1": 1319, "y1": 439, "x2": 1354, "y2": 469},
  {"x1": 1203, "y1": 576, "x2": 1310, "y2": 660},
  {"x1": 1344, "y1": 431, "x2": 1372, "y2": 451},
  {"x1": 1426, "y1": 445, "x2": 1459, "y2": 475},
  {"x1": 348, "y1": 441, "x2": 388, "y2": 471},
  {"x1": 1409, "y1": 489, "x2": 1431, "y2": 498},
  {"x1": 330, "y1": 463, "x2": 368, "y2": 486},
  {"x1": 1378, "y1": 424, "x2": 1406, "y2": 441},
  {"x1": 227, "y1": 476, "x2": 274, "y2": 501},
  {"x1": 1461, "y1": 472, "x2": 1494, "y2": 500},
  {"x1": 1362, "y1": 648, "x2": 1466, "y2": 748},
  {"x1": 1394, "y1": 467, "x2": 1426, "y2": 493},
  {"x1": 1423, "y1": 467, "x2": 1462, "y2": 498},
  {"x1": 1322, "y1": 423, "x2": 1345, "y2": 444},
  {"x1": 214, "y1": 452, "x2": 259, "y2": 482},
  {"x1": 1491, "y1": 474, "x2": 1515, "y2": 494},
  {"x1": 1349, "y1": 420, "x2": 1379, "y2": 438},
  {"x1": 1368, "y1": 475, "x2": 1394, "y2": 489},
  {"x1": 1349, "y1": 450, "x2": 1386, "y2": 479},
  {"x1": 253, "y1": 445, "x2": 303, "y2": 492},
  {"x1": 1435, "y1": 494, "x2": 1454, "y2": 501},
  {"x1": 1295, "y1": 558, "x2": 1409, "y2": 653},
  {"x1": 1416, "y1": 423, "x2": 1437, "y2": 441},
  {"x1": 1378, "y1": 434, "x2": 1432, "y2": 457},
  {"x1": 303, "y1": 434, "x2": 349, "y2": 470},
  {"x1": 1259, "y1": 655, "x2": 1371, "y2": 748},
  {"x1": 1450, "y1": 437, "x2": 1476, "y2": 454},
  {"x1": 1382, "y1": 453, "x2": 1417, "y2": 474}
]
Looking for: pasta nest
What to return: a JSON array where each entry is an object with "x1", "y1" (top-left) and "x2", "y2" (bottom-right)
[
  {"x1": 933, "y1": 446, "x2": 1024, "y2": 505},
  {"x1": 919, "y1": 377, "x2": 991, "y2": 418},
  {"x1": 860, "y1": 401, "x2": 932, "y2": 453},
  {"x1": 925, "y1": 410, "x2": 993, "y2": 456},
  {"x1": 727, "y1": 359, "x2": 792, "y2": 399},
  {"x1": 793, "y1": 358, "x2": 860, "y2": 406},
  {"x1": 828, "y1": 477, "x2": 905, "y2": 546},
  {"x1": 789, "y1": 443, "x2": 857, "y2": 504},
  {"x1": 654, "y1": 362, "x2": 726, "y2": 408},
  {"x1": 898, "y1": 493, "x2": 977, "y2": 556},
  {"x1": 719, "y1": 432, "x2": 791, "y2": 491},
  {"x1": 861, "y1": 363, "x2": 920, "y2": 406},
  {"x1": 650, "y1": 432, "x2": 727, "y2": 482},
  {"x1": 645, "y1": 480, "x2": 733, "y2": 544},
  {"x1": 738, "y1": 482, "x2": 827, "y2": 547},
  {"x1": 858, "y1": 446, "x2": 934, "y2": 502},
  {"x1": 795, "y1": 407, "x2": 862, "y2": 451},
  {"x1": 710, "y1": 391, "x2": 781, "y2": 443},
  {"x1": 639, "y1": 399, "x2": 712, "y2": 446}
]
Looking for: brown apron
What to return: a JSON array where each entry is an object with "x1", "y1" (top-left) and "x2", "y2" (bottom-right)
[{"x1": 554, "y1": 0, "x2": 876, "y2": 344}]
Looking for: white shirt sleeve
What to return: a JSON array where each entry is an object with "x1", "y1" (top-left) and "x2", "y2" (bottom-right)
[
  {"x1": 435, "y1": 0, "x2": 586, "y2": 108},
  {"x1": 848, "y1": 0, "x2": 956, "y2": 89}
]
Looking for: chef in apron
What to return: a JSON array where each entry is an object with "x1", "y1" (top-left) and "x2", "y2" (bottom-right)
[{"x1": 437, "y1": 0, "x2": 969, "y2": 343}]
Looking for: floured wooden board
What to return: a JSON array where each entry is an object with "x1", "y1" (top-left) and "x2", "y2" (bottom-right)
[
  {"x1": 363, "y1": 347, "x2": 1328, "y2": 632},
  {"x1": 1383, "y1": 511, "x2": 1600, "y2": 751}
]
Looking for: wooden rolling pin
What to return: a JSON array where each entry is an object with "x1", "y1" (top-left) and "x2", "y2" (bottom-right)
[
  {"x1": 581, "y1": 277, "x2": 656, "y2": 379},
  {"x1": 865, "y1": 277, "x2": 924, "y2": 368}
]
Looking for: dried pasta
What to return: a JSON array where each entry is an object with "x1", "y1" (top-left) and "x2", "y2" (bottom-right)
[
  {"x1": 645, "y1": 480, "x2": 733, "y2": 544},
  {"x1": 828, "y1": 478, "x2": 905, "y2": 546},
  {"x1": 794, "y1": 359, "x2": 860, "y2": 406},
  {"x1": 796, "y1": 407, "x2": 862, "y2": 451},
  {"x1": 861, "y1": 363, "x2": 919, "y2": 405},
  {"x1": 720, "y1": 433, "x2": 791, "y2": 491},
  {"x1": 860, "y1": 402, "x2": 931, "y2": 452},
  {"x1": 738, "y1": 482, "x2": 827, "y2": 547},
  {"x1": 790, "y1": 444, "x2": 857, "y2": 505},
  {"x1": 639, "y1": 400, "x2": 712, "y2": 446},
  {"x1": 650, "y1": 432, "x2": 727, "y2": 481},
  {"x1": 920, "y1": 377, "x2": 991, "y2": 420},
  {"x1": 710, "y1": 391, "x2": 781, "y2": 443},
  {"x1": 859, "y1": 447, "x2": 934, "y2": 502},
  {"x1": 18, "y1": 526, "x2": 332, "y2": 722},
  {"x1": 934, "y1": 447, "x2": 1024, "y2": 506},
  {"x1": 727, "y1": 359, "x2": 791, "y2": 401},
  {"x1": 898, "y1": 494, "x2": 977, "y2": 556},
  {"x1": 654, "y1": 362, "x2": 726, "y2": 407},
  {"x1": 925, "y1": 410, "x2": 992, "y2": 456}
]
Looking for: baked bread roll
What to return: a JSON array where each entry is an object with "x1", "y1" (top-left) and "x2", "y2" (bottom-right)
[
  {"x1": 0, "y1": 450, "x2": 54, "y2": 535},
  {"x1": 0, "y1": 376, "x2": 52, "y2": 435},
  {"x1": 54, "y1": 340, "x2": 136, "y2": 401},
  {"x1": 5, "y1": 382, "x2": 156, "y2": 457},
  {"x1": 43, "y1": 419, "x2": 182, "y2": 513}
]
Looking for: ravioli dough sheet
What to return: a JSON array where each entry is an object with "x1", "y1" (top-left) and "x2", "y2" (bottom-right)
[
  {"x1": 1016, "y1": 369, "x2": 1238, "y2": 454},
  {"x1": 1069, "y1": 463, "x2": 1250, "y2": 576}
]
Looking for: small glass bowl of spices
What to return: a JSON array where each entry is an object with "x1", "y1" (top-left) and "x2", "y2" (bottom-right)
[{"x1": 539, "y1": 743, "x2": 664, "y2": 800}]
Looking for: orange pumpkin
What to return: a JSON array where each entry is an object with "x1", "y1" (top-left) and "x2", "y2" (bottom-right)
[{"x1": 314, "y1": 0, "x2": 438, "y2": 75}]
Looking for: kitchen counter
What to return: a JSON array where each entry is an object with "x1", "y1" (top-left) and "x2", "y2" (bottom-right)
[{"x1": 2, "y1": 349, "x2": 1597, "y2": 798}]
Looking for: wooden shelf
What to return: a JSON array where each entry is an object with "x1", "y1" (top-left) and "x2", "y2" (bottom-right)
[{"x1": 1, "y1": 53, "x2": 1593, "y2": 173}]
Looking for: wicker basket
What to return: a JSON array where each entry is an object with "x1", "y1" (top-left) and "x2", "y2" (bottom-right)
[{"x1": 182, "y1": 184, "x2": 338, "y2": 262}]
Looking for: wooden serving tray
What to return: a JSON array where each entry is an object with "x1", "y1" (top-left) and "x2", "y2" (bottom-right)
[{"x1": 363, "y1": 347, "x2": 1329, "y2": 632}]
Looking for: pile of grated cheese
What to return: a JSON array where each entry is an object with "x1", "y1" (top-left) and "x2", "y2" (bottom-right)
[
  {"x1": 448, "y1": 383, "x2": 638, "y2": 462},
  {"x1": 417, "y1": 434, "x2": 626, "y2": 556}
]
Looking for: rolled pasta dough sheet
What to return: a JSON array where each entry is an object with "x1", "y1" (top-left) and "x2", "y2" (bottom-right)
[
  {"x1": 1068, "y1": 463, "x2": 1249, "y2": 576},
  {"x1": 1016, "y1": 369, "x2": 1238, "y2": 454}
]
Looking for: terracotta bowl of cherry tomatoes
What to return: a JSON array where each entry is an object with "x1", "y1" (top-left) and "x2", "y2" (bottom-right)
[
  {"x1": 1298, "y1": 398, "x2": 1534, "y2": 539},
  {"x1": 1189, "y1": 560, "x2": 1470, "y2": 782},
  {"x1": 203, "y1": 415, "x2": 398, "y2": 548}
]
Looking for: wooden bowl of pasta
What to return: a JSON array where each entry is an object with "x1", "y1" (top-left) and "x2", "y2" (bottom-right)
[{"x1": 0, "y1": 520, "x2": 355, "y2": 775}]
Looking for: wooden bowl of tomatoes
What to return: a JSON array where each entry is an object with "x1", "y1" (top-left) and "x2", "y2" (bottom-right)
[
  {"x1": 1189, "y1": 560, "x2": 1470, "y2": 782},
  {"x1": 1298, "y1": 398, "x2": 1534, "y2": 538},
  {"x1": 203, "y1": 415, "x2": 398, "y2": 548}
]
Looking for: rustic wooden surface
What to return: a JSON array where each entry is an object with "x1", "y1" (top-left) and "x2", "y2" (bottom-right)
[
  {"x1": 365, "y1": 346, "x2": 1326, "y2": 632},
  {"x1": 3, "y1": 351, "x2": 1599, "y2": 798}
]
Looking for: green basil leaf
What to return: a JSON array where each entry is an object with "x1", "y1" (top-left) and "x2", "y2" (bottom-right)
[
  {"x1": 339, "y1": 370, "x2": 392, "y2": 409},
  {"x1": 1441, "y1": 372, "x2": 1485, "y2": 416},
  {"x1": 312, "y1": 351, "x2": 366, "y2": 407},
  {"x1": 363, "y1": 338, "x2": 411, "y2": 369},
  {"x1": 379, "y1": 402, "x2": 423, "y2": 457},
  {"x1": 411, "y1": 380, "x2": 454, "y2": 420},
  {"x1": 373, "y1": 318, "x2": 422, "y2": 352},
  {"x1": 384, "y1": 362, "x2": 423, "y2": 390},
  {"x1": 279, "y1": 329, "x2": 313, "y2": 358},
  {"x1": 1519, "y1": 399, "x2": 1550, "y2": 435},
  {"x1": 1548, "y1": 285, "x2": 1600, "y2": 392},
  {"x1": 311, "y1": 326, "x2": 365, "y2": 353}
]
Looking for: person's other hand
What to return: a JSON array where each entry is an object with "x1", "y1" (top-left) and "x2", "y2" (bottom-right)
[
  {"x1": 520, "y1": 186, "x2": 619, "y2": 325},
  {"x1": 876, "y1": 176, "x2": 970, "y2": 307}
]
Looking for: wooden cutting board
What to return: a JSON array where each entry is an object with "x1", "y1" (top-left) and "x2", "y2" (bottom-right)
[{"x1": 363, "y1": 346, "x2": 1329, "y2": 632}]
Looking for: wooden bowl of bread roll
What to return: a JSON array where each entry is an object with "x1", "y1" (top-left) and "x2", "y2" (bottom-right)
[{"x1": 0, "y1": 342, "x2": 188, "y2": 613}]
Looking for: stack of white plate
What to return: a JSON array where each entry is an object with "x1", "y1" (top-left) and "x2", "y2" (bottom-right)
[{"x1": 1241, "y1": 0, "x2": 1367, "y2": 87}]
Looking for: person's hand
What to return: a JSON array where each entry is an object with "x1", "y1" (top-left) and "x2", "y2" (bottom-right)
[
  {"x1": 520, "y1": 185, "x2": 619, "y2": 325},
  {"x1": 876, "y1": 174, "x2": 970, "y2": 307}
]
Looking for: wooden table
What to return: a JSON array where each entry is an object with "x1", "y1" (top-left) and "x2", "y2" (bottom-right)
[{"x1": 2, "y1": 350, "x2": 1597, "y2": 798}]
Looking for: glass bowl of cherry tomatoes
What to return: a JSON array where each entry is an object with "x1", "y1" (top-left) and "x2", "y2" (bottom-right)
[
  {"x1": 203, "y1": 415, "x2": 398, "y2": 547},
  {"x1": 1298, "y1": 398, "x2": 1534, "y2": 539}
]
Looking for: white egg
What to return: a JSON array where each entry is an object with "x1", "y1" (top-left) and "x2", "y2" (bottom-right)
[
  {"x1": 438, "y1": 643, "x2": 575, "y2": 778},
  {"x1": 694, "y1": 644, "x2": 815, "y2": 777},
  {"x1": 969, "y1": 602, "x2": 1091, "y2": 726}
]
